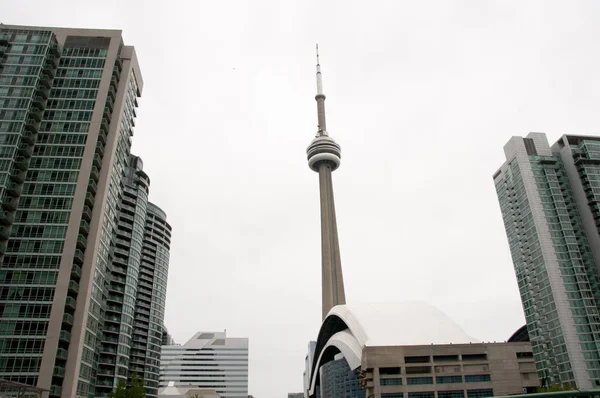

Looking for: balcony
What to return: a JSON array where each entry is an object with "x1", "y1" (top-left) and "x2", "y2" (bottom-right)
[
  {"x1": 110, "y1": 75, "x2": 119, "y2": 89},
  {"x1": 96, "y1": 141, "x2": 104, "y2": 157},
  {"x1": 76, "y1": 234, "x2": 87, "y2": 249},
  {"x1": 104, "y1": 325, "x2": 119, "y2": 334},
  {"x1": 56, "y1": 348, "x2": 68, "y2": 361},
  {"x1": 45, "y1": 56, "x2": 58, "y2": 68},
  {"x1": 17, "y1": 143, "x2": 33, "y2": 157},
  {"x1": 73, "y1": 249, "x2": 84, "y2": 265},
  {"x1": 106, "y1": 96, "x2": 114, "y2": 112},
  {"x1": 22, "y1": 129, "x2": 37, "y2": 145},
  {"x1": 65, "y1": 296, "x2": 76, "y2": 309},
  {"x1": 42, "y1": 64, "x2": 55, "y2": 78},
  {"x1": 53, "y1": 366, "x2": 65, "y2": 378},
  {"x1": 62, "y1": 313, "x2": 73, "y2": 326},
  {"x1": 2, "y1": 196, "x2": 18, "y2": 211},
  {"x1": 79, "y1": 220, "x2": 89, "y2": 235},
  {"x1": 71, "y1": 264, "x2": 81, "y2": 279},
  {"x1": 29, "y1": 107, "x2": 43, "y2": 121},
  {"x1": 24, "y1": 118, "x2": 38, "y2": 134},
  {"x1": 103, "y1": 106, "x2": 111, "y2": 120},
  {"x1": 0, "y1": 211, "x2": 14, "y2": 226},
  {"x1": 107, "y1": 85, "x2": 117, "y2": 101},
  {"x1": 35, "y1": 85, "x2": 49, "y2": 99},
  {"x1": 9, "y1": 168, "x2": 25, "y2": 183},
  {"x1": 39, "y1": 73, "x2": 52, "y2": 88},
  {"x1": 59, "y1": 330, "x2": 70, "y2": 343},
  {"x1": 0, "y1": 226, "x2": 12, "y2": 240},
  {"x1": 85, "y1": 192, "x2": 95, "y2": 207},
  {"x1": 0, "y1": 36, "x2": 8, "y2": 45},
  {"x1": 6, "y1": 182, "x2": 22, "y2": 197},
  {"x1": 13, "y1": 156, "x2": 29, "y2": 171},
  {"x1": 93, "y1": 153, "x2": 102, "y2": 169},
  {"x1": 68, "y1": 280, "x2": 79, "y2": 294},
  {"x1": 81, "y1": 206, "x2": 92, "y2": 221},
  {"x1": 32, "y1": 96, "x2": 46, "y2": 109},
  {"x1": 0, "y1": 45, "x2": 6, "y2": 57},
  {"x1": 50, "y1": 385, "x2": 62, "y2": 397},
  {"x1": 91, "y1": 168, "x2": 100, "y2": 184}
]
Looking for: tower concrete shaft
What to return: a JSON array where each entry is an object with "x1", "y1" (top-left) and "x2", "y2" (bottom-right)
[
  {"x1": 318, "y1": 162, "x2": 346, "y2": 319},
  {"x1": 307, "y1": 45, "x2": 346, "y2": 320}
]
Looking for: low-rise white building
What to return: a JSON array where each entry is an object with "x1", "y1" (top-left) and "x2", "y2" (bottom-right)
[{"x1": 160, "y1": 331, "x2": 249, "y2": 398}]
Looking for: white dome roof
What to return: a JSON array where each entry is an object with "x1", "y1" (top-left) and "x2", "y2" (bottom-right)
[
  {"x1": 329, "y1": 301, "x2": 479, "y2": 347},
  {"x1": 309, "y1": 301, "x2": 479, "y2": 395}
]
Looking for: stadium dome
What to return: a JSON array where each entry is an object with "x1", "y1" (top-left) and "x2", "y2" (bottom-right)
[{"x1": 309, "y1": 301, "x2": 479, "y2": 396}]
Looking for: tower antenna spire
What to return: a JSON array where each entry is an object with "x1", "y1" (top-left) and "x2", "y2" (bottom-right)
[{"x1": 315, "y1": 44, "x2": 327, "y2": 136}]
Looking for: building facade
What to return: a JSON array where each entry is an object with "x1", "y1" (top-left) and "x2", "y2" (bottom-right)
[
  {"x1": 308, "y1": 303, "x2": 540, "y2": 398},
  {"x1": 303, "y1": 341, "x2": 317, "y2": 398},
  {"x1": 0, "y1": 25, "x2": 170, "y2": 398},
  {"x1": 160, "y1": 331, "x2": 249, "y2": 398},
  {"x1": 320, "y1": 355, "x2": 364, "y2": 398},
  {"x1": 360, "y1": 342, "x2": 539, "y2": 398},
  {"x1": 95, "y1": 155, "x2": 171, "y2": 398},
  {"x1": 494, "y1": 133, "x2": 600, "y2": 389}
]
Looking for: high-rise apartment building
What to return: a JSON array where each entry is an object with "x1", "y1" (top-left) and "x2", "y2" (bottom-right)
[
  {"x1": 160, "y1": 331, "x2": 249, "y2": 398},
  {"x1": 494, "y1": 133, "x2": 600, "y2": 389},
  {"x1": 96, "y1": 155, "x2": 171, "y2": 398},
  {"x1": 0, "y1": 25, "x2": 170, "y2": 398}
]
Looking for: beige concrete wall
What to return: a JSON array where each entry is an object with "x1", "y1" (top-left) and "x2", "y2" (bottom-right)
[{"x1": 361, "y1": 342, "x2": 539, "y2": 398}]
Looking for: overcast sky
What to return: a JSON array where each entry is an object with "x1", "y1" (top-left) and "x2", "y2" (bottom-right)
[{"x1": 3, "y1": 0, "x2": 600, "y2": 397}]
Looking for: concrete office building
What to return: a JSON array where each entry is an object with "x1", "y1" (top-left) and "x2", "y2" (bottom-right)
[
  {"x1": 0, "y1": 25, "x2": 169, "y2": 398},
  {"x1": 308, "y1": 302, "x2": 539, "y2": 398},
  {"x1": 160, "y1": 331, "x2": 249, "y2": 398},
  {"x1": 494, "y1": 133, "x2": 600, "y2": 388}
]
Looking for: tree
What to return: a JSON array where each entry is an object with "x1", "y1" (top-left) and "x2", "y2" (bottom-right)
[
  {"x1": 536, "y1": 384, "x2": 576, "y2": 393},
  {"x1": 111, "y1": 373, "x2": 146, "y2": 398}
]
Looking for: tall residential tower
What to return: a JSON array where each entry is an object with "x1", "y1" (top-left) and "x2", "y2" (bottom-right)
[
  {"x1": 306, "y1": 46, "x2": 346, "y2": 320},
  {"x1": 0, "y1": 25, "x2": 170, "y2": 398},
  {"x1": 494, "y1": 133, "x2": 600, "y2": 389}
]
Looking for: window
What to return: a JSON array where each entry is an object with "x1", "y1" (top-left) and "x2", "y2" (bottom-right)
[
  {"x1": 465, "y1": 375, "x2": 491, "y2": 383},
  {"x1": 405, "y1": 356, "x2": 430, "y2": 363},
  {"x1": 406, "y1": 366, "x2": 432, "y2": 374},
  {"x1": 407, "y1": 377, "x2": 433, "y2": 385},
  {"x1": 516, "y1": 352, "x2": 533, "y2": 359},
  {"x1": 467, "y1": 389, "x2": 493, "y2": 398},
  {"x1": 438, "y1": 391, "x2": 465, "y2": 398},
  {"x1": 380, "y1": 367, "x2": 401, "y2": 375},
  {"x1": 382, "y1": 394, "x2": 403, "y2": 398},
  {"x1": 381, "y1": 378, "x2": 402, "y2": 386},
  {"x1": 434, "y1": 355, "x2": 460, "y2": 362},
  {"x1": 462, "y1": 354, "x2": 487, "y2": 361},
  {"x1": 437, "y1": 376, "x2": 463, "y2": 384},
  {"x1": 408, "y1": 393, "x2": 434, "y2": 398}
]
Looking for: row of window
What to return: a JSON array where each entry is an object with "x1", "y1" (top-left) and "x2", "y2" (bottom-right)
[{"x1": 378, "y1": 390, "x2": 494, "y2": 398}]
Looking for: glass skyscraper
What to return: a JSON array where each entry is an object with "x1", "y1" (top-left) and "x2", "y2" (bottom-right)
[
  {"x1": 0, "y1": 25, "x2": 170, "y2": 398},
  {"x1": 494, "y1": 133, "x2": 600, "y2": 389}
]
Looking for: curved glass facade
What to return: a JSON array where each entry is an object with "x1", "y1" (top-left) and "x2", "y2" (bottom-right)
[{"x1": 136, "y1": 201, "x2": 171, "y2": 397}]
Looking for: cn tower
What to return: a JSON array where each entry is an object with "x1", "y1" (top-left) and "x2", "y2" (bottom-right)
[{"x1": 306, "y1": 46, "x2": 346, "y2": 320}]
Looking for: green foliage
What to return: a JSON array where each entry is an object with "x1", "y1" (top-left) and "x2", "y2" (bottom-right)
[
  {"x1": 111, "y1": 373, "x2": 146, "y2": 398},
  {"x1": 536, "y1": 383, "x2": 577, "y2": 393}
]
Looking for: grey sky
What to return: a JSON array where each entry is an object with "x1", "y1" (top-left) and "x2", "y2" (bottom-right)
[{"x1": 2, "y1": 0, "x2": 600, "y2": 397}]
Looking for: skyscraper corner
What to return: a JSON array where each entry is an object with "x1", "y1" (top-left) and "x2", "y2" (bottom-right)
[{"x1": 306, "y1": 45, "x2": 346, "y2": 320}]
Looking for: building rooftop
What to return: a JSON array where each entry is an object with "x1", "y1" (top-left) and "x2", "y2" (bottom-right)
[{"x1": 328, "y1": 301, "x2": 479, "y2": 348}]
